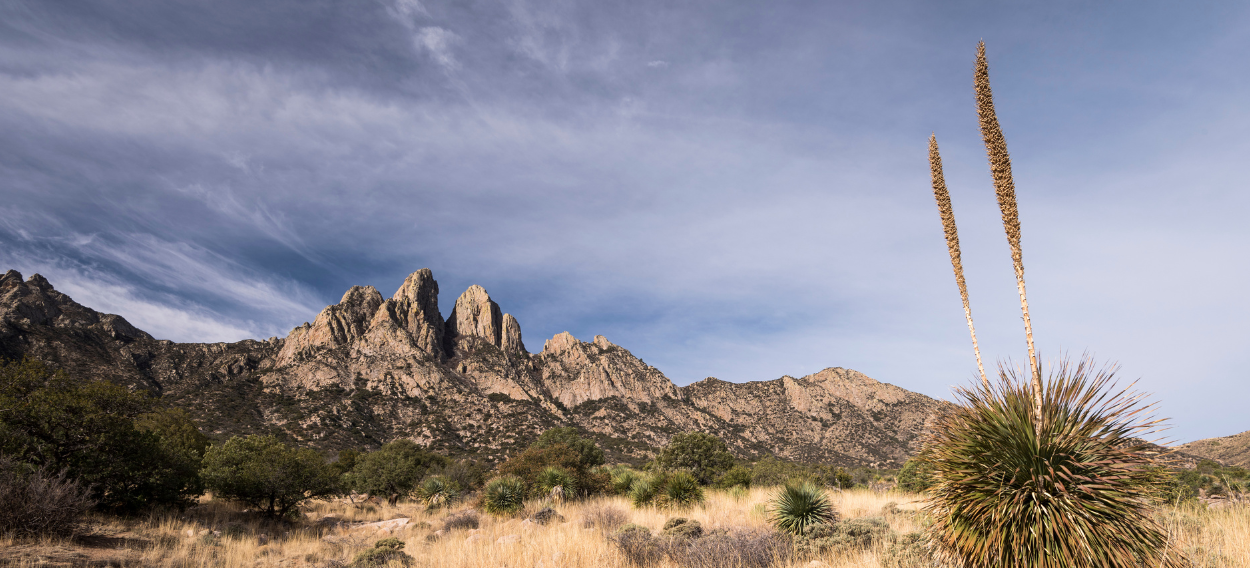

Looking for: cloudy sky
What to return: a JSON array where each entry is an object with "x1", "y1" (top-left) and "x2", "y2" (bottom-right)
[{"x1": 2, "y1": 1, "x2": 1247, "y2": 442}]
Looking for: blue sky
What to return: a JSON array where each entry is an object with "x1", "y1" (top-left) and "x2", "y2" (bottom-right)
[{"x1": 2, "y1": 1, "x2": 1247, "y2": 442}]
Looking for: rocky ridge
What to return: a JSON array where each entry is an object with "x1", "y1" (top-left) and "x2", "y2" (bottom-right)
[{"x1": 0, "y1": 268, "x2": 950, "y2": 467}]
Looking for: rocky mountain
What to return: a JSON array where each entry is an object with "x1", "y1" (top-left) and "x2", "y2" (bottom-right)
[
  {"x1": 0, "y1": 268, "x2": 951, "y2": 468},
  {"x1": 1179, "y1": 430, "x2": 1250, "y2": 468}
]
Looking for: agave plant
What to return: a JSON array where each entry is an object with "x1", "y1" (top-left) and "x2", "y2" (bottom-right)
[
  {"x1": 416, "y1": 475, "x2": 459, "y2": 509},
  {"x1": 769, "y1": 482, "x2": 836, "y2": 536},
  {"x1": 924, "y1": 359, "x2": 1180, "y2": 568},
  {"x1": 482, "y1": 475, "x2": 526, "y2": 516}
]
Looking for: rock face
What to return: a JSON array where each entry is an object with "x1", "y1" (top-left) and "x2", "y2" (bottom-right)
[
  {"x1": 1179, "y1": 430, "x2": 1250, "y2": 468},
  {"x1": 0, "y1": 267, "x2": 950, "y2": 466}
]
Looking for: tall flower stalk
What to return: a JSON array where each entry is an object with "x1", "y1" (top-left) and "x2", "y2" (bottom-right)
[
  {"x1": 929, "y1": 134, "x2": 988, "y2": 388},
  {"x1": 974, "y1": 41, "x2": 1041, "y2": 415}
]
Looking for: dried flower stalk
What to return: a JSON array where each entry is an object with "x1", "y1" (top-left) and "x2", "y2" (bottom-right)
[
  {"x1": 974, "y1": 41, "x2": 1042, "y2": 413},
  {"x1": 929, "y1": 134, "x2": 988, "y2": 388}
]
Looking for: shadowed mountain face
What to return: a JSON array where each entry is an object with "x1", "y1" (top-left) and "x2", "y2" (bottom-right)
[{"x1": 0, "y1": 268, "x2": 950, "y2": 467}]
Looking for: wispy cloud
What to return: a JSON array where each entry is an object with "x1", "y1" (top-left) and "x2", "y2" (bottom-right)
[{"x1": 415, "y1": 27, "x2": 461, "y2": 70}]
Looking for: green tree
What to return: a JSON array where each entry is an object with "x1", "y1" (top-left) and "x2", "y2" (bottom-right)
[
  {"x1": 654, "y1": 432, "x2": 735, "y2": 485},
  {"x1": 532, "y1": 427, "x2": 605, "y2": 469},
  {"x1": 0, "y1": 358, "x2": 206, "y2": 511},
  {"x1": 896, "y1": 457, "x2": 934, "y2": 493},
  {"x1": 201, "y1": 435, "x2": 339, "y2": 518},
  {"x1": 345, "y1": 439, "x2": 448, "y2": 505}
]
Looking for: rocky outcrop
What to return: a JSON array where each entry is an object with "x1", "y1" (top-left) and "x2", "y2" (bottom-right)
[
  {"x1": 1180, "y1": 430, "x2": 1250, "y2": 468},
  {"x1": 0, "y1": 267, "x2": 952, "y2": 466}
]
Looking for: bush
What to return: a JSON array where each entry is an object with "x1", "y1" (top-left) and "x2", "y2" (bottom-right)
[
  {"x1": 664, "y1": 471, "x2": 705, "y2": 508},
  {"x1": 769, "y1": 482, "x2": 837, "y2": 536},
  {"x1": 0, "y1": 358, "x2": 208, "y2": 512},
  {"x1": 482, "y1": 476, "x2": 526, "y2": 516},
  {"x1": 611, "y1": 524, "x2": 664, "y2": 567},
  {"x1": 671, "y1": 527, "x2": 790, "y2": 568},
  {"x1": 581, "y1": 504, "x2": 627, "y2": 531},
  {"x1": 714, "y1": 465, "x2": 752, "y2": 489},
  {"x1": 896, "y1": 457, "x2": 933, "y2": 493},
  {"x1": 881, "y1": 532, "x2": 936, "y2": 568},
  {"x1": 416, "y1": 475, "x2": 460, "y2": 508},
  {"x1": 611, "y1": 466, "x2": 642, "y2": 495},
  {"x1": 0, "y1": 456, "x2": 94, "y2": 536},
  {"x1": 794, "y1": 516, "x2": 890, "y2": 557},
  {"x1": 532, "y1": 427, "x2": 605, "y2": 469},
  {"x1": 662, "y1": 517, "x2": 703, "y2": 539},
  {"x1": 200, "y1": 435, "x2": 340, "y2": 518},
  {"x1": 655, "y1": 432, "x2": 735, "y2": 485},
  {"x1": 924, "y1": 361, "x2": 1180, "y2": 568},
  {"x1": 345, "y1": 439, "x2": 448, "y2": 505},
  {"x1": 749, "y1": 456, "x2": 852, "y2": 489},
  {"x1": 349, "y1": 537, "x2": 412, "y2": 567}
]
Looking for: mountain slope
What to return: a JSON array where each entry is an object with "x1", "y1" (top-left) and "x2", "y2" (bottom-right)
[
  {"x1": 1, "y1": 268, "x2": 949, "y2": 467},
  {"x1": 1179, "y1": 430, "x2": 1250, "y2": 468}
]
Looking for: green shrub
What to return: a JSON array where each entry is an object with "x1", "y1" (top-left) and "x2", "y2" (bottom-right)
[
  {"x1": 769, "y1": 482, "x2": 836, "y2": 536},
  {"x1": 0, "y1": 358, "x2": 208, "y2": 512},
  {"x1": 532, "y1": 427, "x2": 605, "y2": 469},
  {"x1": 655, "y1": 432, "x2": 735, "y2": 485},
  {"x1": 714, "y1": 465, "x2": 752, "y2": 489},
  {"x1": 416, "y1": 475, "x2": 459, "y2": 508},
  {"x1": 482, "y1": 475, "x2": 526, "y2": 516},
  {"x1": 611, "y1": 467, "x2": 641, "y2": 495},
  {"x1": 924, "y1": 362, "x2": 1181, "y2": 568},
  {"x1": 661, "y1": 517, "x2": 703, "y2": 539},
  {"x1": 629, "y1": 474, "x2": 663, "y2": 508},
  {"x1": 793, "y1": 517, "x2": 890, "y2": 557},
  {"x1": 896, "y1": 457, "x2": 933, "y2": 493},
  {"x1": 345, "y1": 439, "x2": 448, "y2": 505},
  {"x1": 664, "y1": 471, "x2": 704, "y2": 508},
  {"x1": 200, "y1": 435, "x2": 339, "y2": 518}
]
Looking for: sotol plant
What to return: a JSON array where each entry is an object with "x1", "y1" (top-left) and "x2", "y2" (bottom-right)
[
  {"x1": 769, "y1": 482, "x2": 837, "y2": 536},
  {"x1": 923, "y1": 42, "x2": 1179, "y2": 568},
  {"x1": 482, "y1": 475, "x2": 526, "y2": 516}
]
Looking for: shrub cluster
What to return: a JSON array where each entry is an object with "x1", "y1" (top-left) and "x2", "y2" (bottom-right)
[
  {"x1": 629, "y1": 471, "x2": 705, "y2": 509},
  {"x1": 0, "y1": 456, "x2": 94, "y2": 537},
  {"x1": 610, "y1": 521, "x2": 790, "y2": 568}
]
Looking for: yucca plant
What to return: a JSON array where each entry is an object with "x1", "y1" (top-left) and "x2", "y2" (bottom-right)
[
  {"x1": 416, "y1": 475, "x2": 459, "y2": 509},
  {"x1": 664, "y1": 471, "x2": 705, "y2": 508},
  {"x1": 769, "y1": 481, "x2": 837, "y2": 536},
  {"x1": 611, "y1": 467, "x2": 641, "y2": 495},
  {"x1": 924, "y1": 360, "x2": 1179, "y2": 568},
  {"x1": 629, "y1": 473, "x2": 663, "y2": 508},
  {"x1": 482, "y1": 475, "x2": 526, "y2": 516},
  {"x1": 534, "y1": 466, "x2": 577, "y2": 500}
]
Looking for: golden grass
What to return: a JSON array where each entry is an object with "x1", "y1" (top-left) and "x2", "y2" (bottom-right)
[{"x1": 2, "y1": 489, "x2": 1247, "y2": 567}]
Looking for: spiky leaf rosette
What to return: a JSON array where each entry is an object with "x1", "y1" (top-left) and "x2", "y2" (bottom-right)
[
  {"x1": 482, "y1": 475, "x2": 526, "y2": 516},
  {"x1": 769, "y1": 482, "x2": 837, "y2": 536},
  {"x1": 923, "y1": 358, "x2": 1181, "y2": 568}
]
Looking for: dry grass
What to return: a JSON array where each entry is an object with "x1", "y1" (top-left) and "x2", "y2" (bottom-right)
[{"x1": 1, "y1": 488, "x2": 1246, "y2": 567}]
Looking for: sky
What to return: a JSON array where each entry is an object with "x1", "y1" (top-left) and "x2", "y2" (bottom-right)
[{"x1": 1, "y1": 1, "x2": 1248, "y2": 443}]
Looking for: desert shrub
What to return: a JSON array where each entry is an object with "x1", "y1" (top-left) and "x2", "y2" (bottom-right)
[
  {"x1": 332, "y1": 449, "x2": 361, "y2": 476},
  {"x1": 200, "y1": 434, "x2": 340, "y2": 518},
  {"x1": 416, "y1": 475, "x2": 459, "y2": 508},
  {"x1": 664, "y1": 471, "x2": 705, "y2": 508},
  {"x1": 441, "y1": 509, "x2": 480, "y2": 531},
  {"x1": 0, "y1": 358, "x2": 208, "y2": 512},
  {"x1": 532, "y1": 427, "x2": 605, "y2": 469},
  {"x1": 749, "y1": 456, "x2": 852, "y2": 489},
  {"x1": 349, "y1": 537, "x2": 412, "y2": 567},
  {"x1": 529, "y1": 506, "x2": 565, "y2": 525},
  {"x1": 881, "y1": 532, "x2": 936, "y2": 568},
  {"x1": 432, "y1": 458, "x2": 488, "y2": 491},
  {"x1": 769, "y1": 482, "x2": 837, "y2": 536},
  {"x1": 714, "y1": 465, "x2": 752, "y2": 489},
  {"x1": 896, "y1": 457, "x2": 934, "y2": 493},
  {"x1": 655, "y1": 432, "x2": 735, "y2": 485},
  {"x1": 0, "y1": 456, "x2": 94, "y2": 536},
  {"x1": 924, "y1": 361, "x2": 1181, "y2": 568},
  {"x1": 662, "y1": 517, "x2": 703, "y2": 539},
  {"x1": 630, "y1": 474, "x2": 664, "y2": 508},
  {"x1": 793, "y1": 517, "x2": 890, "y2": 557},
  {"x1": 482, "y1": 475, "x2": 526, "y2": 515},
  {"x1": 534, "y1": 465, "x2": 577, "y2": 499},
  {"x1": 671, "y1": 527, "x2": 791, "y2": 568},
  {"x1": 345, "y1": 439, "x2": 448, "y2": 505},
  {"x1": 582, "y1": 503, "x2": 628, "y2": 531},
  {"x1": 611, "y1": 524, "x2": 665, "y2": 567},
  {"x1": 497, "y1": 438, "x2": 607, "y2": 500}
]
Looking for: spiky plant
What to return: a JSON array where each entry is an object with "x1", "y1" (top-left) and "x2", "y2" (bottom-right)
[
  {"x1": 663, "y1": 471, "x2": 705, "y2": 508},
  {"x1": 611, "y1": 467, "x2": 640, "y2": 495},
  {"x1": 416, "y1": 475, "x2": 459, "y2": 509},
  {"x1": 924, "y1": 359, "x2": 1182, "y2": 568},
  {"x1": 769, "y1": 482, "x2": 837, "y2": 536},
  {"x1": 629, "y1": 474, "x2": 661, "y2": 508},
  {"x1": 482, "y1": 475, "x2": 526, "y2": 516},
  {"x1": 534, "y1": 466, "x2": 577, "y2": 500},
  {"x1": 930, "y1": 134, "x2": 988, "y2": 388}
]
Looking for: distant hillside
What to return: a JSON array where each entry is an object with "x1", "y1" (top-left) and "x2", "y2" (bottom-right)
[
  {"x1": 1179, "y1": 430, "x2": 1250, "y2": 468},
  {"x1": 1, "y1": 268, "x2": 952, "y2": 467}
]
